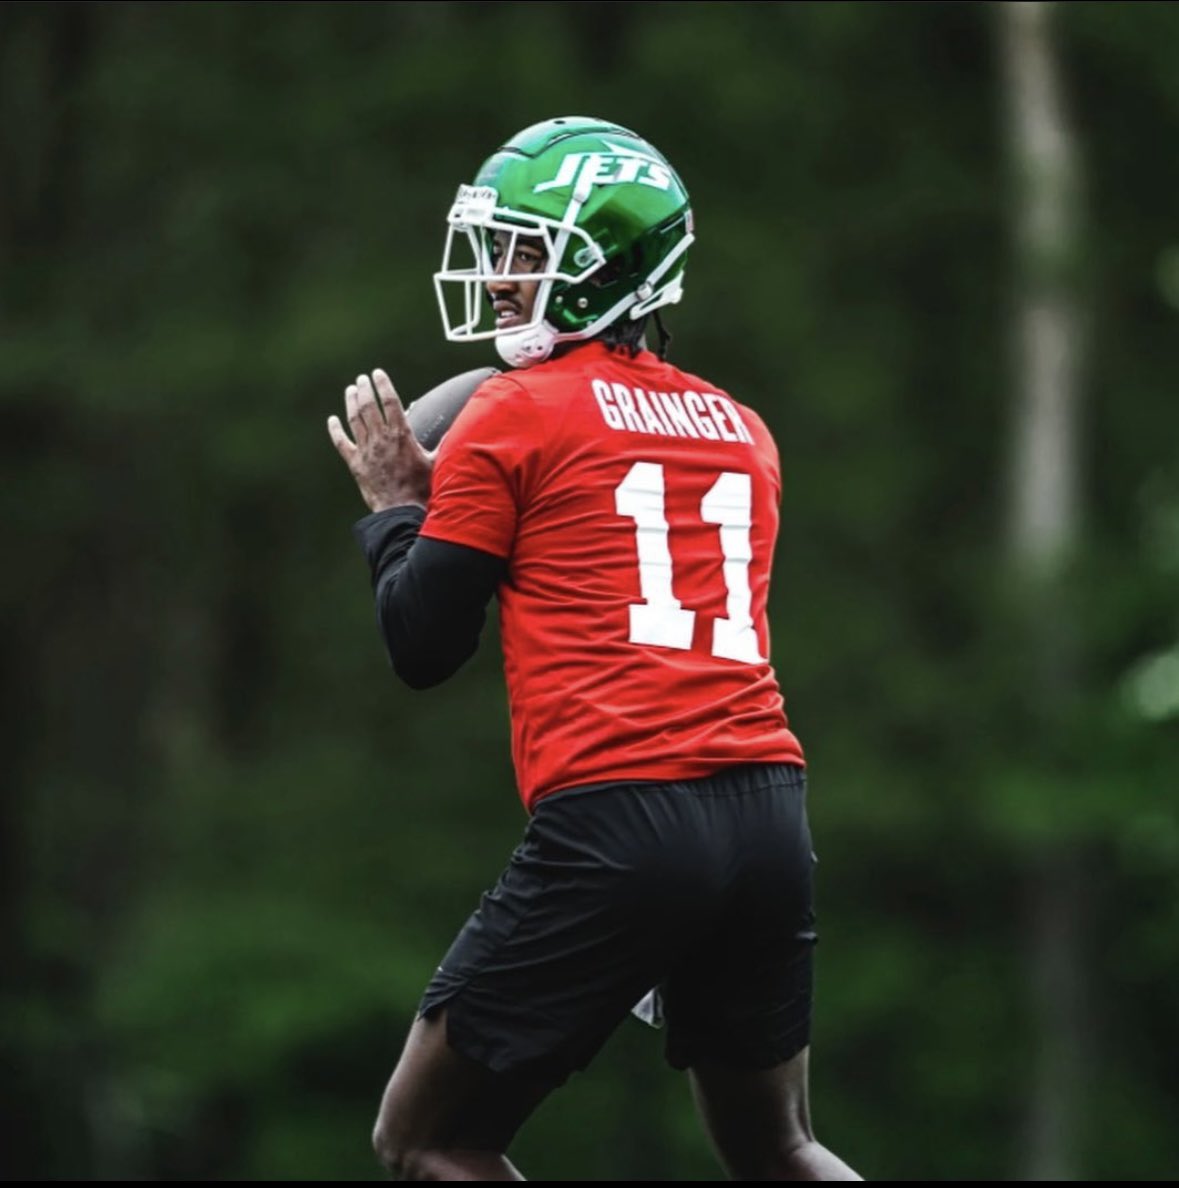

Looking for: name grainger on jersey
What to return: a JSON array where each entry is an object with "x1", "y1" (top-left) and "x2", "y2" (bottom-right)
[{"x1": 590, "y1": 379, "x2": 755, "y2": 444}]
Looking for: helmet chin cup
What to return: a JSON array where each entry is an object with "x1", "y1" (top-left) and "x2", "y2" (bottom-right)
[{"x1": 495, "y1": 322, "x2": 559, "y2": 369}]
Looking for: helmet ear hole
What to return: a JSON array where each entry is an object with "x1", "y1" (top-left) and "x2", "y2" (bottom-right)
[{"x1": 588, "y1": 254, "x2": 626, "y2": 289}]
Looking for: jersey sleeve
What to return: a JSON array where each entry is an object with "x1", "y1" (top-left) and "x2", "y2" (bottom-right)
[{"x1": 420, "y1": 374, "x2": 542, "y2": 559}]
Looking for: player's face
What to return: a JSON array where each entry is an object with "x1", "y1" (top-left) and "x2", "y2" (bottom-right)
[{"x1": 486, "y1": 231, "x2": 547, "y2": 329}]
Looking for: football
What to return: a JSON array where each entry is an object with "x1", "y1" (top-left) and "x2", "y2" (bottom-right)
[{"x1": 405, "y1": 366, "x2": 500, "y2": 449}]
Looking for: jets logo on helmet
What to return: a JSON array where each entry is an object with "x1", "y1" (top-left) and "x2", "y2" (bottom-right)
[
  {"x1": 533, "y1": 139, "x2": 674, "y2": 195},
  {"x1": 434, "y1": 116, "x2": 694, "y2": 369}
]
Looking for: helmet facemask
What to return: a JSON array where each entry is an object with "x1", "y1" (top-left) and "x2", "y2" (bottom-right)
[{"x1": 434, "y1": 185, "x2": 606, "y2": 367}]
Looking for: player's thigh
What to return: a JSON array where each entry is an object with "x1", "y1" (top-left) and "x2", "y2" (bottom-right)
[
  {"x1": 663, "y1": 765, "x2": 816, "y2": 1071},
  {"x1": 689, "y1": 1045, "x2": 814, "y2": 1175},
  {"x1": 421, "y1": 783, "x2": 704, "y2": 1081},
  {"x1": 374, "y1": 1008, "x2": 555, "y2": 1157}
]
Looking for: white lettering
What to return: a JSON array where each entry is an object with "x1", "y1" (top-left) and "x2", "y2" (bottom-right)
[
  {"x1": 655, "y1": 392, "x2": 700, "y2": 438},
  {"x1": 633, "y1": 389, "x2": 668, "y2": 435},
  {"x1": 589, "y1": 380, "x2": 754, "y2": 444},
  {"x1": 639, "y1": 162, "x2": 672, "y2": 190},
  {"x1": 638, "y1": 388, "x2": 676, "y2": 436},
  {"x1": 683, "y1": 391, "x2": 720, "y2": 440},
  {"x1": 704, "y1": 393, "x2": 738, "y2": 443},
  {"x1": 608, "y1": 155, "x2": 644, "y2": 184},
  {"x1": 718, "y1": 395, "x2": 755, "y2": 444},
  {"x1": 578, "y1": 154, "x2": 613, "y2": 192},
  {"x1": 534, "y1": 148, "x2": 673, "y2": 195},
  {"x1": 592, "y1": 378, "x2": 624, "y2": 431},
  {"x1": 611, "y1": 383, "x2": 646, "y2": 433},
  {"x1": 534, "y1": 154, "x2": 582, "y2": 193}
]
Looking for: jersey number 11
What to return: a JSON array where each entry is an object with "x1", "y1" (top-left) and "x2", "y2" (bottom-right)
[{"x1": 614, "y1": 461, "x2": 764, "y2": 664}]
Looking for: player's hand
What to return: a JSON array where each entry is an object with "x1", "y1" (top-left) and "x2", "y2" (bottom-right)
[{"x1": 327, "y1": 369, "x2": 436, "y2": 513}]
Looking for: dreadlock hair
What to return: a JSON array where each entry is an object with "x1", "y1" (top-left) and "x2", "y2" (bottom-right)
[
  {"x1": 599, "y1": 314, "x2": 648, "y2": 357},
  {"x1": 598, "y1": 310, "x2": 673, "y2": 360},
  {"x1": 582, "y1": 242, "x2": 675, "y2": 361}
]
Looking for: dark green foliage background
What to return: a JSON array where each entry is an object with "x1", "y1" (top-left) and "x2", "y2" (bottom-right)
[{"x1": 3, "y1": 2, "x2": 1177, "y2": 1180}]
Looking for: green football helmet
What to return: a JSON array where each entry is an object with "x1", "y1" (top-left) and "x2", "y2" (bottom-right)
[{"x1": 434, "y1": 116, "x2": 694, "y2": 368}]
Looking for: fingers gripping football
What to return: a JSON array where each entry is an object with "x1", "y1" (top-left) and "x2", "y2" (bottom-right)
[
  {"x1": 328, "y1": 369, "x2": 435, "y2": 513},
  {"x1": 328, "y1": 365, "x2": 499, "y2": 512}
]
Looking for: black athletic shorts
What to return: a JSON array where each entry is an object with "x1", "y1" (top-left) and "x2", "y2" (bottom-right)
[{"x1": 418, "y1": 762, "x2": 817, "y2": 1086}]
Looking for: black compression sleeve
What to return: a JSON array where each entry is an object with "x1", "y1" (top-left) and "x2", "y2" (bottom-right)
[{"x1": 352, "y1": 506, "x2": 506, "y2": 690}]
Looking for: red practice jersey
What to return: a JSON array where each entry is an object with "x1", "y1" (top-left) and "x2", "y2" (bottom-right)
[{"x1": 420, "y1": 341, "x2": 803, "y2": 809}]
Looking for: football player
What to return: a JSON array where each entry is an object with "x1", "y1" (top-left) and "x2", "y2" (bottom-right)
[{"x1": 328, "y1": 116, "x2": 863, "y2": 1182}]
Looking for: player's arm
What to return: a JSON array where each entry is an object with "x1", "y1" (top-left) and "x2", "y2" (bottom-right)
[
  {"x1": 329, "y1": 367, "x2": 530, "y2": 688},
  {"x1": 353, "y1": 507, "x2": 504, "y2": 689},
  {"x1": 327, "y1": 368, "x2": 507, "y2": 689}
]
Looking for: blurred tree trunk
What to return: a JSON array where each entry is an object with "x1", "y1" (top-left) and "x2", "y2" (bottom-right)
[{"x1": 998, "y1": 3, "x2": 1089, "y2": 1180}]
